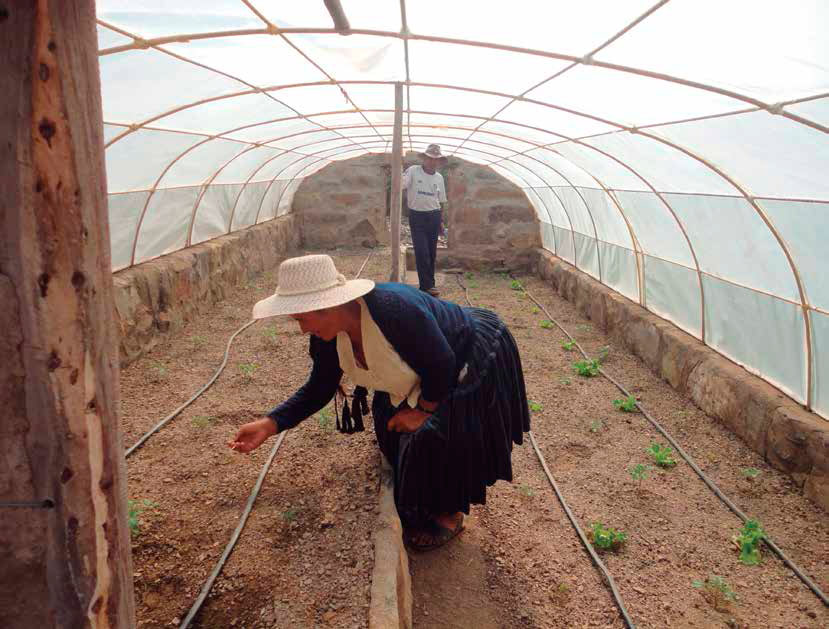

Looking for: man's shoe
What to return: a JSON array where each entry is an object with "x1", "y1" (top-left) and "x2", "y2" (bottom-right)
[{"x1": 426, "y1": 287, "x2": 440, "y2": 297}]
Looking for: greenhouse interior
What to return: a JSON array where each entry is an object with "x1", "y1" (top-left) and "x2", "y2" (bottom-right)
[{"x1": 2, "y1": 1, "x2": 828, "y2": 628}]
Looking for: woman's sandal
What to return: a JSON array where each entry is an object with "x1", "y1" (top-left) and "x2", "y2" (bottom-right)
[{"x1": 404, "y1": 515, "x2": 465, "y2": 552}]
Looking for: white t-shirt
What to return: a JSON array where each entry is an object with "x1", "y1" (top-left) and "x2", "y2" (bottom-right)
[{"x1": 403, "y1": 165, "x2": 447, "y2": 212}]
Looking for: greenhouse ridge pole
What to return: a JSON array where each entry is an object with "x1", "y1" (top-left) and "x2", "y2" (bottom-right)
[
  {"x1": 390, "y1": 82, "x2": 404, "y2": 282},
  {"x1": 0, "y1": 1, "x2": 135, "y2": 626}
]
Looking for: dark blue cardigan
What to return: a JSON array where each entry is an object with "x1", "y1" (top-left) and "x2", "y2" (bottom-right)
[{"x1": 268, "y1": 283, "x2": 474, "y2": 432}]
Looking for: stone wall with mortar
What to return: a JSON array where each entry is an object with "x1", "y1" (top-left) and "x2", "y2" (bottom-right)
[
  {"x1": 444, "y1": 157, "x2": 540, "y2": 270},
  {"x1": 534, "y1": 249, "x2": 829, "y2": 511},
  {"x1": 293, "y1": 152, "x2": 540, "y2": 269},
  {"x1": 112, "y1": 215, "x2": 300, "y2": 367},
  {"x1": 292, "y1": 154, "x2": 389, "y2": 250}
]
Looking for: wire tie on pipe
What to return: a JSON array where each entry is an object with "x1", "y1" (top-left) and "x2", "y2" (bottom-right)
[
  {"x1": 0, "y1": 499, "x2": 54, "y2": 509},
  {"x1": 133, "y1": 38, "x2": 151, "y2": 49},
  {"x1": 581, "y1": 55, "x2": 594, "y2": 65},
  {"x1": 266, "y1": 24, "x2": 279, "y2": 35},
  {"x1": 767, "y1": 103, "x2": 785, "y2": 115}
]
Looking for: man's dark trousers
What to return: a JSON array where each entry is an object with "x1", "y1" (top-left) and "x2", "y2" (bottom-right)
[{"x1": 408, "y1": 209, "x2": 441, "y2": 291}]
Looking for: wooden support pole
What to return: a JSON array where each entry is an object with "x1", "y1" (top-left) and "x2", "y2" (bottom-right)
[
  {"x1": 390, "y1": 83, "x2": 404, "y2": 282},
  {"x1": 0, "y1": 1, "x2": 135, "y2": 627},
  {"x1": 323, "y1": 0, "x2": 351, "y2": 32}
]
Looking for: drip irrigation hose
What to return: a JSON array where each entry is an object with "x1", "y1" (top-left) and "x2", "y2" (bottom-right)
[
  {"x1": 179, "y1": 432, "x2": 286, "y2": 629},
  {"x1": 508, "y1": 273, "x2": 828, "y2": 608},
  {"x1": 125, "y1": 320, "x2": 257, "y2": 458},
  {"x1": 174, "y1": 249, "x2": 375, "y2": 627},
  {"x1": 127, "y1": 249, "x2": 376, "y2": 459},
  {"x1": 454, "y1": 273, "x2": 637, "y2": 629}
]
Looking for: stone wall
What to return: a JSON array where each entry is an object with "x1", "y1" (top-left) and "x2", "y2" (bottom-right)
[
  {"x1": 293, "y1": 152, "x2": 540, "y2": 269},
  {"x1": 292, "y1": 154, "x2": 389, "y2": 249},
  {"x1": 534, "y1": 249, "x2": 829, "y2": 511},
  {"x1": 445, "y1": 158, "x2": 540, "y2": 270},
  {"x1": 112, "y1": 215, "x2": 300, "y2": 366}
]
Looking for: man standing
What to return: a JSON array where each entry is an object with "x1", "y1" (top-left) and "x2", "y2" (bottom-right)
[{"x1": 403, "y1": 144, "x2": 447, "y2": 297}]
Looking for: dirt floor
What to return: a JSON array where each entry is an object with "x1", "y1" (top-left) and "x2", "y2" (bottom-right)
[
  {"x1": 121, "y1": 247, "x2": 829, "y2": 628},
  {"x1": 121, "y1": 249, "x2": 388, "y2": 628},
  {"x1": 412, "y1": 268, "x2": 829, "y2": 629}
]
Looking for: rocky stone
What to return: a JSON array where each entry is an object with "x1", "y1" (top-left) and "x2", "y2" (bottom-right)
[{"x1": 114, "y1": 214, "x2": 300, "y2": 367}]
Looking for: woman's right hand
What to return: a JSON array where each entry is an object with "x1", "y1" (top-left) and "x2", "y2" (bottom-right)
[{"x1": 228, "y1": 417, "x2": 278, "y2": 453}]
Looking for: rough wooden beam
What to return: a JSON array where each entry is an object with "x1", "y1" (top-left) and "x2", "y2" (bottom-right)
[
  {"x1": 0, "y1": 1, "x2": 135, "y2": 626},
  {"x1": 389, "y1": 83, "x2": 404, "y2": 282}
]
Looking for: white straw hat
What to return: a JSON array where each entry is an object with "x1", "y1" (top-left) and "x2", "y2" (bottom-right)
[{"x1": 252, "y1": 254, "x2": 375, "y2": 318}]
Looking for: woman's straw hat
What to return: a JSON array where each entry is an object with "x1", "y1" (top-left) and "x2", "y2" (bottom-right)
[{"x1": 252, "y1": 254, "x2": 375, "y2": 318}]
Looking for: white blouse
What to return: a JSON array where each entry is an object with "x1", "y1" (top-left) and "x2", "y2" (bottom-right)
[{"x1": 336, "y1": 298, "x2": 422, "y2": 408}]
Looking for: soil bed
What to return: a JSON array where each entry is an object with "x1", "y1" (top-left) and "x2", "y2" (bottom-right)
[
  {"x1": 121, "y1": 249, "x2": 386, "y2": 628},
  {"x1": 412, "y1": 270, "x2": 828, "y2": 629},
  {"x1": 122, "y1": 249, "x2": 828, "y2": 629}
]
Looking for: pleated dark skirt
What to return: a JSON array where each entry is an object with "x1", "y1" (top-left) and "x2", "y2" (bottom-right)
[{"x1": 371, "y1": 308, "x2": 531, "y2": 529}]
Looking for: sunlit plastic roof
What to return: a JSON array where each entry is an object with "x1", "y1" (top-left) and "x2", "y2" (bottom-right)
[{"x1": 97, "y1": 0, "x2": 828, "y2": 419}]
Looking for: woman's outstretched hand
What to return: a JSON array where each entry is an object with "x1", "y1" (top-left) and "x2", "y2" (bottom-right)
[
  {"x1": 228, "y1": 417, "x2": 277, "y2": 453},
  {"x1": 387, "y1": 407, "x2": 430, "y2": 433}
]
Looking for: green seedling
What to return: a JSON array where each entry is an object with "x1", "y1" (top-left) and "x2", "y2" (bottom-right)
[
  {"x1": 646, "y1": 442, "x2": 677, "y2": 468},
  {"x1": 531, "y1": 306, "x2": 540, "y2": 314},
  {"x1": 238, "y1": 362, "x2": 258, "y2": 380},
  {"x1": 573, "y1": 359, "x2": 600, "y2": 377},
  {"x1": 516, "y1": 483, "x2": 534, "y2": 497},
  {"x1": 550, "y1": 581, "x2": 571, "y2": 606},
  {"x1": 262, "y1": 325, "x2": 279, "y2": 345},
  {"x1": 127, "y1": 499, "x2": 158, "y2": 536},
  {"x1": 613, "y1": 395, "x2": 638, "y2": 412},
  {"x1": 317, "y1": 407, "x2": 334, "y2": 432},
  {"x1": 540, "y1": 320, "x2": 554, "y2": 329},
  {"x1": 692, "y1": 576, "x2": 737, "y2": 611},
  {"x1": 149, "y1": 361, "x2": 168, "y2": 381},
  {"x1": 559, "y1": 377, "x2": 572, "y2": 386},
  {"x1": 191, "y1": 335, "x2": 207, "y2": 348},
  {"x1": 529, "y1": 401, "x2": 543, "y2": 413},
  {"x1": 629, "y1": 463, "x2": 653, "y2": 492},
  {"x1": 510, "y1": 279, "x2": 523, "y2": 291},
  {"x1": 561, "y1": 340, "x2": 576, "y2": 351},
  {"x1": 281, "y1": 507, "x2": 300, "y2": 522},
  {"x1": 465, "y1": 272, "x2": 474, "y2": 280},
  {"x1": 589, "y1": 419, "x2": 604, "y2": 433},
  {"x1": 589, "y1": 522, "x2": 627, "y2": 552},
  {"x1": 468, "y1": 280, "x2": 479, "y2": 289},
  {"x1": 740, "y1": 467, "x2": 761, "y2": 480},
  {"x1": 733, "y1": 519, "x2": 765, "y2": 565},
  {"x1": 598, "y1": 346, "x2": 610, "y2": 363},
  {"x1": 192, "y1": 415, "x2": 216, "y2": 428},
  {"x1": 576, "y1": 323, "x2": 591, "y2": 332}
]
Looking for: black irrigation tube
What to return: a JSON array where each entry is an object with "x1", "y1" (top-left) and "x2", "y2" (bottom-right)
[
  {"x1": 179, "y1": 431, "x2": 286, "y2": 628},
  {"x1": 125, "y1": 320, "x2": 257, "y2": 458},
  {"x1": 173, "y1": 249, "x2": 375, "y2": 628},
  {"x1": 125, "y1": 251, "x2": 380, "y2": 459},
  {"x1": 507, "y1": 273, "x2": 829, "y2": 609},
  {"x1": 454, "y1": 273, "x2": 637, "y2": 629}
]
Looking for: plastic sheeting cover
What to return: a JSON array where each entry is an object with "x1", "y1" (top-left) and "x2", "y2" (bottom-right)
[{"x1": 97, "y1": 1, "x2": 829, "y2": 418}]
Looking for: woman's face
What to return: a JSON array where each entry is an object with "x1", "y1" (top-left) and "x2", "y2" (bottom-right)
[{"x1": 290, "y1": 308, "x2": 341, "y2": 341}]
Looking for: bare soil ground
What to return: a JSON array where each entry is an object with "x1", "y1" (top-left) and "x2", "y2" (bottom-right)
[
  {"x1": 122, "y1": 249, "x2": 386, "y2": 628},
  {"x1": 411, "y1": 269, "x2": 828, "y2": 629},
  {"x1": 121, "y1": 248, "x2": 828, "y2": 628}
]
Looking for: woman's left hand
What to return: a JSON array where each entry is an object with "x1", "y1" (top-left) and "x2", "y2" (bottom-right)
[{"x1": 387, "y1": 407, "x2": 430, "y2": 433}]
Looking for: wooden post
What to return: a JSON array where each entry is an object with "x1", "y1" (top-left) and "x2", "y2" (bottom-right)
[
  {"x1": 0, "y1": 1, "x2": 135, "y2": 627},
  {"x1": 389, "y1": 82, "x2": 404, "y2": 282}
]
